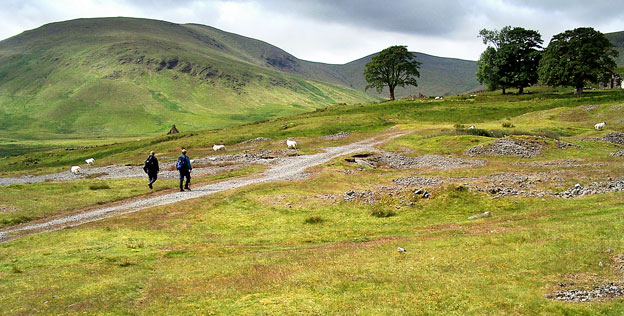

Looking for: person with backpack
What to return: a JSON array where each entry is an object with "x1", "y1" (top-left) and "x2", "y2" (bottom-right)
[
  {"x1": 143, "y1": 151, "x2": 159, "y2": 189},
  {"x1": 176, "y1": 148, "x2": 192, "y2": 192}
]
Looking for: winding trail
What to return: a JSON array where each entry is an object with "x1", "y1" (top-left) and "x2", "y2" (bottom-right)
[{"x1": 0, "y1": 130, "x2": 406, "y2": 243}]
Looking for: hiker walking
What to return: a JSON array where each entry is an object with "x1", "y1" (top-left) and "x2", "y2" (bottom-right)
[
  {"x1": 143, "y1": 150, "x2": 159, "y2": 189},
  {"x1": 176, "y1": 148, "x2": 192, "y2": 192}
]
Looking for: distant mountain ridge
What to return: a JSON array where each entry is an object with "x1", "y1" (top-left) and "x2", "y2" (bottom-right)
[
  {"x1": 605, "y1": 31, "x2": 624, "y2": 66},
  {"x1": 0, "y1": 17, "x2": 480, "y2": 139},
  {"x1": 181, "y1": 23, "x2": 482, "y2": 97}
]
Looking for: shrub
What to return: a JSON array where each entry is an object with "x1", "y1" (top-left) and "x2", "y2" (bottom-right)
[
  {"x1": 89, "y1": 184, "x2": 111, "y2": 190},
  {"x1": 466, "y1": 128, "x2": 494, "y2": 137},
  {"x1": 370, "y1": 196, "x2": 397, "y2": 218},
  {"x1": 501, "y1": 122, "x2": 514, "y2": 128},
  {"x1": 125, "y1": 238, "x2": 144, "y2": 249},
  {"x1": 304, "y1": 216, "x2": 325, "y2": 224},
  {"x1": 371, "y1": 208, "x2": 396, "y2": 218},
  {"x1": 454, "y1": 123, "x2": 465, "y2": 129}
]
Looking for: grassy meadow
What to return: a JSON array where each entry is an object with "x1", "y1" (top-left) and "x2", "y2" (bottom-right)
[{"x1": 1, "y1": 88, "x2": 624, "y2": 314}]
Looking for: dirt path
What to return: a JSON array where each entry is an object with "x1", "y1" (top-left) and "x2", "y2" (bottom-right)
[
  {"x1": 0, "y1": 130, "x2": 406, "y2": 243},
  {"x1": 0, "y1": 159, "x2": 253, "y2": 186}
]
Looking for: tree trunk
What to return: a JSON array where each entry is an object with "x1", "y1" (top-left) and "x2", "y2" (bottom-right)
[
  {"x1": 389, "y1": 86, "x2": 395, "y2": 100},
  {"x1": 502, "y1": 87, "x2": 506, "y2": 94},
  {"x1": 575, "y1": 86, "x2": 583, "y2": 94},
  {"x1": 518, "y1": 86, "x2": 524, "y2": 94}
]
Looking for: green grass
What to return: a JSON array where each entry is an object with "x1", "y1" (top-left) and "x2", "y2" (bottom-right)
[
  {"x1": 1, "y1": 88, "x2": 624, "y2": 314},
  {"x1": 1, "y1": 172, "x2": 623, "y2": 315}
]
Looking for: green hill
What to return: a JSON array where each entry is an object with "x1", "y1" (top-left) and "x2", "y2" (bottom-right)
[
  {"x1": 0, "y1": 17, "x2": 481, "y2": 140},
  {"x1": 0, "y1": 17, "x2": 378, "y2": 139},
  {"x1": 605, "y1": 31, "x2": 624, "y2": 66},
  {"x1": 187, "y1": 24, "x2": 481, "y2": 97}
]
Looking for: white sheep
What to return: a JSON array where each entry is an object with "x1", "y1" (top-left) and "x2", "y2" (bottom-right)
[
  {"x1": 469, "y1": 125, "x2": 475, "y2": 129},
  {"x1": 70, "y1": 166, "x2": 81, "y2": 175},
  {"x1": 594, "y1": 122, "x2": 606, "y2": 131},
  {"x1": 286, "y1": 140, "x2": 298, "y2": 149},
  {"x1": 85, "y1": 158, "x2": 95, "y2": 165},
  {"x1": 212, "y1": 144, "x2": 225, "y2": 151}
]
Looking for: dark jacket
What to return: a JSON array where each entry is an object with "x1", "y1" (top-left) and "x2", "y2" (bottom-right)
[
  {"x1": 144, "y1": 155, "x2": 159, "y2": 174},
  {"x1": 176, "y1": 154, "x2": 192, "y2": 171}
]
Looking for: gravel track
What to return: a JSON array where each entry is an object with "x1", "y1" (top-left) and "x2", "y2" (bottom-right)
[
  {"x1": 0, "y1": 160, "x2": 256, "y2": 186},
  {"x1": 0, "y1": 131, "x2": 406, "y2": 243}
]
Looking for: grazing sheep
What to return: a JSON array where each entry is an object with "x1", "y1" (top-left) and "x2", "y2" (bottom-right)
[
  {"x1": 594, "y1": 122, "x2": 606, "y2": 131},
  {"x1": 212, "y1": 144, "x2": 225, "y2": 151},
  {"x1": 469, "y1": 125, "x2": 475, "y2": 129},
  {"x1": 435, "y1": 96, "x2": 443, "y2": 100},
  {"x1": 85, "y1": 158, "x2": 95, "y2": 165},
  {"x1": 286, "y1": 140, "x2": 298, "y2": 149},
  {"x1": 70, "y1": 166, "x2": 81, "y2": 175}
]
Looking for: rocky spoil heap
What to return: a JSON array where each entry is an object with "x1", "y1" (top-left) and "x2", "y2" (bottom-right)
[
  {"x1": 465, "y1": 138, "x2": 542, "y2": 158},
  {"x1": 370, "y1": 153, "x2": 485, "y2": 170},
  {"x1": 604, "y1": 132, "x2": 624, "y2": 146},
  {"x1": 392, "y1": 176, "x2": 444, "y2": 187},
  {"x1": 610, "y1": 150, "x2": 624, "y2": 157},
  {"x1": 550, "y1": 284, "x2": 624, "y2": 302},
  {"x1": 556, "y1": 178, "x2": 624, "y2": 198}
]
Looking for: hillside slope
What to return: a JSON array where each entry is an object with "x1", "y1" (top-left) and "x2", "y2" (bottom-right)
[
  {"x1": 0, "y1": 17, "x2": 482, "y2": 139},
  {"x1": 605, "y1": 31, "x2": 624, "y2": 66},
  {"x1": 0, "y1": 18, "x2": 378, "y2": 139},
  {"x1": 186, "y1": 24, "x2": 482, "y2": 97}
]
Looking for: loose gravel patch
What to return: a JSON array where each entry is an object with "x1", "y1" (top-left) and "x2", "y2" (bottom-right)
[
  {"x1": 0, "y1": 163, "x2": 247, "y2": 186},
  {"x1": 238, "y1": 137, "x2": 272, "y2": 144},
  {"x1": 611, "y1": 150, "x2": 624, "y2": 157},
  {"x1": 392, "y1": 176, "x2": 445, "y2": 188},
  {"x1": 513, "y1": 159, "x2": 605, "y2": 168},
  {"x1": 366, "y1": 152, "x2": 485, "y2": 170},
  {"x1": 321, "y1": 131, "x2": 350, "y2": 140},
  {"x1": 0, "y1": 149, "x2": 301, "y2": 186},
  {"x1": 549, "y1": 283, "x2": 624, "y2": 302},
  {"x1": 465, "y1": 137, "x2": 543, "y2": 158}
]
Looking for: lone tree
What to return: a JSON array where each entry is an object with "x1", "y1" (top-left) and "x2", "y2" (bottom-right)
[
  {"x1": 477, "y1": 26, "x2": 543, "y2": 94},
  {"x1": 539, "y1": 27, "x2": 618, "y2": 94},
  {"x1": 364, "y1": 45, "x2": 421, "y2": 100}
]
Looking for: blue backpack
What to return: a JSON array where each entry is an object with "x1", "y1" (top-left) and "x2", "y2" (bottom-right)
[{"x1": 176, "y1": 156, "x2": 187, "y2": 170}]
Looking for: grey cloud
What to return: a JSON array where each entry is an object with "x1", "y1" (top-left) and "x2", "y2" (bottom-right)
[
  {"x1": 226, "y1": 0, "x2": 474, "y2": 36},
  {"x1": 505, "y1": 0, "x2": 624, "y2": 22}
]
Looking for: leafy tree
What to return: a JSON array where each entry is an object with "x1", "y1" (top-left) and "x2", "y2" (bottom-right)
[
  {"x1": 476, "y1": 46, "x2": 501, "y2": 91},
  {"x1": 539, "y1": 27, "x2": 618, "y2": 94},
  {"x1": 477, "y1": 26, "x2": 543, "y2": 94},
  {"x1": 364, "y1": 45, "x2": 421, "y2": 100}
]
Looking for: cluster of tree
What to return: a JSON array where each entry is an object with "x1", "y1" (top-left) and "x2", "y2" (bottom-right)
[
  {"x1": 362, "y1": 26, "x2": 618, "y2": 100},
  {"x1": 477, "y1": 26, "x2": 618, "y2": 94}
]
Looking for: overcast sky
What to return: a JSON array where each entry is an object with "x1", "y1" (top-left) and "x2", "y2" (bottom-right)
[{"x1": 1, "y1": 0, "x2": 623, "y2": 64}]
